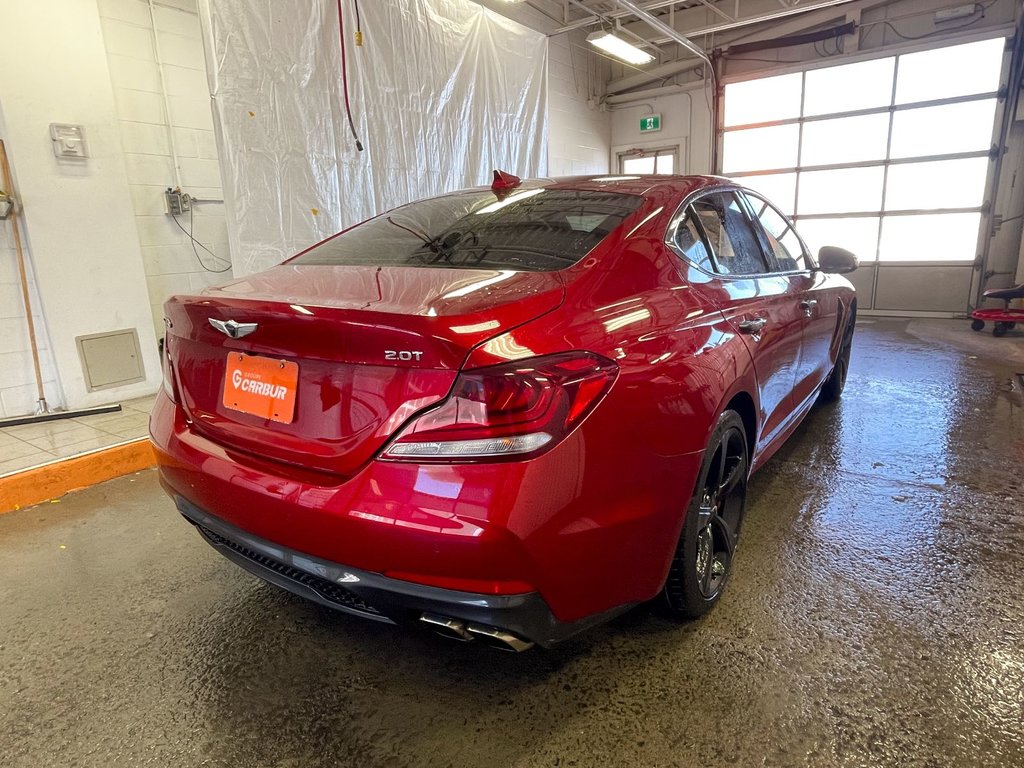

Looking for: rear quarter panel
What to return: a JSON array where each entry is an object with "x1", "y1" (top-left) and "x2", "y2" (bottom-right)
[{"x1": 463, "y1": 203, "x2": 761, "y2": 611}]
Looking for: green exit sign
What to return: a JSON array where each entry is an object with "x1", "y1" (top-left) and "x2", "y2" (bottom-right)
[{"x1": 640, "y1": 114, "x2": 662, "y2": 132}]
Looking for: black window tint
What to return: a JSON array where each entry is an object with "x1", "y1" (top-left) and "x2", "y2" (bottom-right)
[
  {"x1": 744, "y1": 193, "x2": 808, "y2": 272},
  {"x1": 293, "y1": 189, "x2": 644, "y2": 272},
  {"x1": 692, "y1": 193, "x2": 769, "y2": 275},
  {"x1": 673, "y1": 209, "x2": 714, "y2": 272}
]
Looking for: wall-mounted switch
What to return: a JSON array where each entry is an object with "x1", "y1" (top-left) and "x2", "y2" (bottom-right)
[{"x1": 49, "y1": 123, "x2": 88, "y2": 158}]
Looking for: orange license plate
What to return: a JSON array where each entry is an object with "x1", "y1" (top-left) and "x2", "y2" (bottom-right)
[{"x1": 222, "y1": 353, "x2": 298, "y2": 424}]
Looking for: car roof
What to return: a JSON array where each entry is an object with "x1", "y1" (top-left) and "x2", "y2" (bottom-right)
[{"x1": 542, "y1": 173, "x2": 730, "y2": 198}]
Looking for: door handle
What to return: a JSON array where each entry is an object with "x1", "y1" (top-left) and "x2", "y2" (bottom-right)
[
  {"x1": 737, "y1": 318, "x2": 768, "y2": 335},
  {"x1": 800, "y1": 299, "x2": 818, "y2": 314}
]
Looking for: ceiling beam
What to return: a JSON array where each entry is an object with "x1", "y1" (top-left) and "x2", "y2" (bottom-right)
[
  {"x1": 649, "y1": 0, "x2": 859, "y2": 43},
  {"x1": 552, "y1": 0, "x2": 682, "y2": 34}
]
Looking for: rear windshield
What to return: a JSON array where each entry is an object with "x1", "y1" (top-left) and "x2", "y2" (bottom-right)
[{"x1": 292, "y1": 188, "x2": 644, "y2": 271}]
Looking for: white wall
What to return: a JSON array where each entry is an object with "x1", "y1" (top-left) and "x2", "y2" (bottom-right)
[
  {"x1": 0, "y1": 0, "x2": 162, "y2": 415},
  {"x1": 548, "y1": 29, "x2": 612, "y2": 176},
  {"x1": 609, "y1": 85, "x2": 713, "y2": 176},
  {"x1": 98, "y1": 0, "x2": 232, "y2": 340}
]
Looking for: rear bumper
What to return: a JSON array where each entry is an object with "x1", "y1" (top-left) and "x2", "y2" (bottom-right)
[
  {"x1": 151, "y1": 390, "x2": 701, "y2": 636},
  {"x1": 174, "y1": 494, "x2": 620, "y2": 648}
]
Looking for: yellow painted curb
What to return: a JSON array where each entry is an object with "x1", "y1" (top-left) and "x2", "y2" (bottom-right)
[{"x1": 0, "y1": 439, "x2": 156, "y2": 514}]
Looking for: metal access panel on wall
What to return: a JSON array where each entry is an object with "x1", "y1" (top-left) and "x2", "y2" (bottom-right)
[{"x1": 76, "y1": 329, "x2": 145, "y2": 392}]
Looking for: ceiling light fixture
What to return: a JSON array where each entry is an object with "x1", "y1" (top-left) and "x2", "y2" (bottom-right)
[{"x1": 586, "y1": 30, "x2": 654, "y2": 65}]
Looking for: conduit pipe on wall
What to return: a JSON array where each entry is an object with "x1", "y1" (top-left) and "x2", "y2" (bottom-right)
[{"x1": 148, "y1": 0, "x2": 183, "y2": 189}]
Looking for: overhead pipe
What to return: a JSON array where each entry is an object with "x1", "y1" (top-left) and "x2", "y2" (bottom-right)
[
  {"x1": 605, "y1": 83, "x2": 693, "y2": 105},
  {"x1": 606, "y1": 58, "x2": 698, "y2": 95},
  {"x1": 613, "y1": 0, "x2": 710, "y2": 65}
]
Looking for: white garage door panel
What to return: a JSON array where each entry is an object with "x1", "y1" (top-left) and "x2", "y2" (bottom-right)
[
  {"x1": 874, "y1": 265, "x2": 974, "y2": 312},
  {"x1": 722, "y1": 36, "x2": 1008, "y2": 315},
  {"x1": 845, "y1": 263, "x2": 877, "y2": 306}
]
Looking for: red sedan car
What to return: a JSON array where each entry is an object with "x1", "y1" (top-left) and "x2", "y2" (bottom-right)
[{"x1": 151, "y1": 173, "x2": 857, "y2": 650}]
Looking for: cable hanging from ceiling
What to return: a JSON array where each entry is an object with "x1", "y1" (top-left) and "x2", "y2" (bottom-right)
[{"x1": 337, "y1": 0, "x2": 365, "y2": 152}]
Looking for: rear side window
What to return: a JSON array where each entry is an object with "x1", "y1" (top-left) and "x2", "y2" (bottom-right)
[
  {"x1": 692, "y1": 192, "x2": 769, "y2": 276},
  {"x1": 293, "y1": 189, "x2": 644, "y2": 272},
  {"x1": 744, "y1": 192, "x2": 809, "y2": 271},
  {"x1": 672, "y1": 211, "x2": 715, "y2": 272}
]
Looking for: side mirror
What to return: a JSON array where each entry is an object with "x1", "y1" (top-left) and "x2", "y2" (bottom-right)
[{"x1": 817, "y1": 246, "x2": 858, "y2": 274}]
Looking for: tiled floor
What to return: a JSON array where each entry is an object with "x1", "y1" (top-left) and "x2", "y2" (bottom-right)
[{"x1": 0, "y1": 394, "x2": 156, "y2": 477}]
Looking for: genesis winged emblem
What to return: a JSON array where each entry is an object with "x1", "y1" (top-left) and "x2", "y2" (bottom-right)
[{"x1": 209, "y1": 318, "x2": 258, "y2": 339}]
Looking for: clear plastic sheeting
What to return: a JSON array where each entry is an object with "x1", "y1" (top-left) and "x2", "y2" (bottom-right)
[{"x1": 198, "y1": 0, "x2": 548, "y2": 277}]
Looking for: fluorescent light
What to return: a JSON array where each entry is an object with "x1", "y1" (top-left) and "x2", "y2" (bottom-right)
[{"x1": 586, "y1": 31, "x2": 654, "y2": 65}]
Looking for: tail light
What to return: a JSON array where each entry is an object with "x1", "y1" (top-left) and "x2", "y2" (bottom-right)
[
  {"x1": 161, "y1": 332, "x2": 179, "y2": 404},
  {"x1": 382, "y1": 351, "x2": 617, "y2": 462}
]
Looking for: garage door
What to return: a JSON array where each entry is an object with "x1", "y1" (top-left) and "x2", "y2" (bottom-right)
[{"x1": 721, "y1": 36, "x2": 1007, "y2": 314}]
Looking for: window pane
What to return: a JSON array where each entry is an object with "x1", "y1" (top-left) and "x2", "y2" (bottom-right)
[
  {"x1": 796, "y1": 217, "x2": 879, "y2": 263},
  {"x1": 798, "y1": 166, "x2": 885, "y2": 215},
  {"x1": 673, "y1": 211, "x2": 714, "y2": 272},
  {"x1": 735, "y1": 173, "x2": 796, "y2": 216},
  {"x1": 889, "y1": 99, "x2": 997, "y2": 158},
  {"x1": 723, "y1": 124, "x2": 799, "y2": 173},
  {"x1": 724, "y1": 72, "x2": 802, "y2": 127},
  {"x1": 655, "y1": 153, "x2": 675, "y2": 174},
  {"x1": 622, "y1": 156, "x2": 655, "y2": 174},
  {"x1": 878, "y1": 213, "x2": 981, "y2": 261},
  {"x1": 296, "y1": 189, "x2": 644, "y2": 271},
  {"x1": 801, "y1": 113, "x2": 890, "y2": 166},
  {"x1": 896, "y1": 37, "x2": 1005, "y2": 104},
  {"x1": 804, "y1": 57, "x2": 895, "y2": 115},
  {"x1": 885, "y1": 157, "x2": 990, "y2": 211},
  {"x1": 693, "y1": 193, "x2": 769, "y2": 275},
  {"x1": 746, "y1": 194, "x2": 807, "y2": 271}
]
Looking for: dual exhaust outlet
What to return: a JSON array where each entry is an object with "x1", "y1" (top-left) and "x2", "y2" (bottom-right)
[{"x1": 420, "y1": 613, "x2": 534, "y2": 652}]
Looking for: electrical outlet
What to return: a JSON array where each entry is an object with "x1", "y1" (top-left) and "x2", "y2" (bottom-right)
[{"x1": 164, "y1": 188, "x2": 191, "y2": 216}]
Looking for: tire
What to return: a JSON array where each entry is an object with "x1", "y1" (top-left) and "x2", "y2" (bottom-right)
[
  {"x1": 971, "y1": 319, "x2": 985, "y2": 332},
  {"x1": 819, "y1": 306, "x2": 856, "y2": 403},
  {"x1": 663, "y1": 410, "x2": 748, "y2": 619},
  {"x1": 994, "y1": 322, "x2": 1008, "y2": 337}
]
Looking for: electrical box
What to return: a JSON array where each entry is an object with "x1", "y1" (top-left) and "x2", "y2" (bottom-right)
[
  {"x1": 76, "y1": 329, "x2": 145, "y2": 392},
  {"x1": 49, "y1": 123, "x2": 88, "y2": 158}
]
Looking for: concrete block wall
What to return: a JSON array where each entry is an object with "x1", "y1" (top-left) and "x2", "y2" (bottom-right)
[
  {"x1": 98, "y1": 0, "x2": 232, "y2": 340},
  {"x1": 548, "y1": 29, "x2": 611, "y2": 176},
  {"x1": 0, "y1": 223, "x2": 60, "y2": 418}
]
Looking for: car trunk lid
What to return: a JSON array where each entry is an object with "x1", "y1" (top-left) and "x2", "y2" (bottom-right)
[{"x1": 164, "y1": 264, "x2": 564, "y2": 477}]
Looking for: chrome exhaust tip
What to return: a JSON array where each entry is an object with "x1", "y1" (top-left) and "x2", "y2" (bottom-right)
[
  {"x1": 466, "y1": 623, "x2": 535, "y2": 652},
  {"x1": 419, "y1": 613, "x2": 473, "y2": 642}
]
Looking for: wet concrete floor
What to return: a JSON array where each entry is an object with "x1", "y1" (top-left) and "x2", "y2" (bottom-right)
[{"x1": 1, "y1": 318, "x2": 1022, "y2": 767}]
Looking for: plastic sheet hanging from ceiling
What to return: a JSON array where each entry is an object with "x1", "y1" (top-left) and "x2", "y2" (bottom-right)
[{"x1": 197, "y1": 0, "x2": 549, "y2": 277}]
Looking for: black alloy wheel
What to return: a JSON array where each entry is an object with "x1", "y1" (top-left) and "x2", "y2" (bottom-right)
[
  {"x1": 663, "y1": 410, "x2": 748, "y2": 619},
  {"x1": 820, "y1": 308, "x2": 856, "y2": 403}
]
